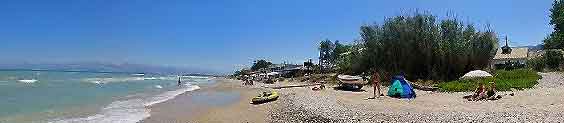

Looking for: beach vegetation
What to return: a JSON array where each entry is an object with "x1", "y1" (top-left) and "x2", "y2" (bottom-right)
[
  {"x1": 544, "y1": 49, "x2": 564, "y2": 70},
  {"x1": 438, "y1": 69, "x2": 540, "y2": 92},
  {"x1": 544, "y1": 0, "x2": 564, "y2": 49},
  {"x1": 527, "y1": 56, "x2": 546, "y2": 72},
  {"x1": 333, "y1": 12, "x2": 498, "y2": 82},
  {"x1": 251, "y1": 59, "x2": 272, "y2": 71}
]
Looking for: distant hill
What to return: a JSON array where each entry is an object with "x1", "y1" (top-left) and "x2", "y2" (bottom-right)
[
  {"x1": 511, "y1": 44, "x2": 543, "y2": 52},
  {"x1": 0, "y1": 62, "x2": 218, "y2": 75},
  {"x1": 515, "y1": 44, "x2": 543, "y2": 52}
]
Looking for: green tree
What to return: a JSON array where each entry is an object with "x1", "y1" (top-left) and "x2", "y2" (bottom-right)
[
  {"x1": 544, "y1": 50, "x2": 563, "y2": 70},
  {"x1": 319, "y1": 39, "x2": 335, "y2": 71},
  {"x1": 354, "y1": 12, "x2": 498, "y2": 81},
  {"x1": 251, "y1": 60, "x2": 272, "y2": 71},
  {"x1": 332, "y1": 40, "x2": 351, "y2": 62},
  {"x1": 319, "y1": 39, "x2": 334, "y2": 61},
  {"x1": 544, "y1": 0, "x2": 564, "y2": 49}
]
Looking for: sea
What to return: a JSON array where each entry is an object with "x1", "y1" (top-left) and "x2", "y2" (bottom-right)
[{"x1": 0, "y1": 70, "x2": 213, "y2": 123}]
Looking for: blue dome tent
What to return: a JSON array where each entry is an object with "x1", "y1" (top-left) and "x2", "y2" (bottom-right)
[{"x1": 387, "y1": 75, "x2": 416, "y2": 98}]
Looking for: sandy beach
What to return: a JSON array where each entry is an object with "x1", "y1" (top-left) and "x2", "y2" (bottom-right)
[
  {"x1": 142, "y1": 72, "x2": 564, "y2": 123},
  {"x1": 141, "y1": 78, "x2": 271, "y2": 123},
  {"x1": 268, "y1": 72, "x2": 564, "y2": 122}
]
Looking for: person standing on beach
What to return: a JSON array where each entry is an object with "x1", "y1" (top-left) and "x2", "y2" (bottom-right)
[{"x1": 372, "y1": 70, "x2": 382, "y2": 98}]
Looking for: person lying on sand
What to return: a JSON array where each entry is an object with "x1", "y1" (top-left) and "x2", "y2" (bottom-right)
[
  {"x1": 486, "y1": 82, "x2": 502, "y2": 100},
  {"x1": 463, "y1": 82, "x2": 502, "y2": 101},
  {"x1": 312, "y1": 84, "x2": 325, "y2": 91},
  {"x1": 463, "y1": 83, "x2": 486, "y2": 101}
]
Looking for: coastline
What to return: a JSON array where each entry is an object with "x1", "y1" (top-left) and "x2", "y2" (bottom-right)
[
  {"x1": 142, "y1": 73, "x2": 564, "y2": 122},
  {"x1": 141, "y1": 78, "x2": 270, "y2": 123}
]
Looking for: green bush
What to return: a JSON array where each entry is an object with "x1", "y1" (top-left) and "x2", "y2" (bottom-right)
[
  {"x1": 527, "y1": 56, "x2": 545, "y2": 71},
  {"x1": 438, "y1": 69, "x2": 540, "y2": 92},
  {"x1": 544, "y1": 50, "x2": 563, "y2": 70},
  {"x1": 350, "y1": 12, "x2": 498, "y2": 81}
]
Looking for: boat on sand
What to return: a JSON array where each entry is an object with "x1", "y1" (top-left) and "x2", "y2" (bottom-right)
[
  {"x1": 251, "y1": 91, "x2": 279, "y2": 104},
  {"x1": 337, "y1": 75, "x2": 368, "y2": 89}
]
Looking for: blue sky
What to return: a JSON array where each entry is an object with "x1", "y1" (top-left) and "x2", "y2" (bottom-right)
[{"x1": 0, "y1": 0, "x2": 554, "y2": 73}]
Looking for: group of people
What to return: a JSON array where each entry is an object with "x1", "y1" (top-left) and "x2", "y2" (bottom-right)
[
  {"x1": 241, "y1": 75, "x2": 255, "y2": 85},
  {"x1": 371, "y1": 70, "x2": 500, "y2": 101},
  {"x1": 464, "y1": 82, "x2": 501, "y2": 101}
]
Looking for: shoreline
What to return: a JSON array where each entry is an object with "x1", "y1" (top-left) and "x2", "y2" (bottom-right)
[
  {"x1": 142, "y1": 78, "x2": 270, "y2": 123},
  {"x1": 142, "y1": 73, "x2": 564, "y2": 122}
]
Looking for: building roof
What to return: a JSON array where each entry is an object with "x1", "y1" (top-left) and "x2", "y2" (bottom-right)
[{"x1": 493, "y1": 47, "x2": 528, "y2": 60}]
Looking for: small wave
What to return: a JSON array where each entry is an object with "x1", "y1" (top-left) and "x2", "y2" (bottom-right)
[
  {"x1": 84, "y1": 76, "x2": 178, "y2": 84},
  {"x1": 83, "y1": 77, "x2": 145, "y2": 84},
  {"x1": 51, "y1": 85, "x2": 200, "y2": 123},
  {"x1": 144, "y1": 85, "x2": 200, "y2": 106},
  {"x1": 154, "y1": 85, "x2": 163, "y2": 89},
  {"x1": 18, "y1": 79, "x2": 38, "y2": 83},
  {"x1": 182, "y1": 76, "x2": 209, "y2": 79},
  {"x1": 91, "y1": 81, "x2": 105, "y2": 85},
  {"x1": 131, "y1": 73, "x2": 145, "y2": 76}
]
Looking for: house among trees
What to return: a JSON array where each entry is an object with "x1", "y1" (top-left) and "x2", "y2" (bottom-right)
[{"x1": 492, "y1": 37, "x2": 529, "y2": 69}]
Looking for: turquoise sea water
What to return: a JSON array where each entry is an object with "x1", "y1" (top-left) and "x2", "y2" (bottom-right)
[{"x1": 0, "y1": 70, "x2": 211, "y2": 123}]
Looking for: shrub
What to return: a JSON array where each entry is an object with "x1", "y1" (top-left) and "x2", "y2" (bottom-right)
[
  {"x1": 352, "y1": 12, "x2": 498, "y2": 81},
  {"x1": 438, "y1": 69, "x2": 540, "y2": 92},
  {"x1": 544, "y1": 49, "x2": 563, "y2": 70},
  {"x1": 527, "y1": 56, "x2": 545, "y2": 71}
]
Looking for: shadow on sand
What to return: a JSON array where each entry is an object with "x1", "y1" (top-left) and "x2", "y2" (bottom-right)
[{"x1": 332, "y1": 86, "x2": 366, "y2": 92}]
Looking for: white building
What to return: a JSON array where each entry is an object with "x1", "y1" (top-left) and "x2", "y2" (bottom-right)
[{"x1": 492, "y1": 47, "x2": 529, "y2": 65}]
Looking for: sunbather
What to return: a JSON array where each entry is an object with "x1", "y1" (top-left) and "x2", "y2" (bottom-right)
[
  {"x1": 486, "y1": 82, "x2": 501, "y2": 100},
  {"x1": 466, "y1": 83, "x2": 486, "y2": 101}
]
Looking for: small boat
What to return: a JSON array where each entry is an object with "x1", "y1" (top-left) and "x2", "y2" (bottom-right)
[
  {"x1": 337, "y1": 75, "x2": 368, "y2": 85},
  {"x1": 250, "y1": 91, "x2": 279, "y2": 104}
]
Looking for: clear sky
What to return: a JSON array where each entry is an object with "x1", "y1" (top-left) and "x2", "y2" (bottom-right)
[{"x1": 0, "y1": 0, "x2": 554, "y2": 73}]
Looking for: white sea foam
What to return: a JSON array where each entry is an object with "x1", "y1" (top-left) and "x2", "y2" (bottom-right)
[
  {"x1": 83, "y1": 77, "x2": 143, "y2": 84},
  {"x1": 51, "y1": 85, "x2": 200, "y2": 123},
  {"x1": 154, "y1": 85, "x2": 163, "y2": 89},
  {"x1": 144, "y1": 84, "x2": 200, "y2": 106},
  {"x1": 84, "y1": 76, "x2": 177, "y2": 84},
  {"x1": 182, "y1": 76, "x2": 209, "y2": 79},
  {"x1": 89, "y1": 80, "x2": 106, "y2": 85},
  {"x1": 18, "y1": 79, "x2": 38, "y2": 83}
]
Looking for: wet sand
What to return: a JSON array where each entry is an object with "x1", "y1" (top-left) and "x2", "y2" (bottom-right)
[{"x1": 141, "y1": 78, "x2": 270, "y2": 123}]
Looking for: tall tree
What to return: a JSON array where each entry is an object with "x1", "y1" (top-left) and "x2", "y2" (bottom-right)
[
  {"x1": 544, "y1": 0, "x2": 564, "y2": 49},
  {"x1": 544, "y1": 50, "x2": 564, "y2": 69},
  {"x1": 251, "y1": 60, "x2": 272, "y2": 71},
  {"x1": 319, "y1": 39, "x2": 335, "y2": 71},
  {"x1": 332, "y1": 40, "x2": 351, "y2": 63}
]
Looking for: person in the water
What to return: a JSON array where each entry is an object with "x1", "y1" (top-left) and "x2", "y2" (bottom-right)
[{"x1": 177, "y1": 76, "x2": 182, "y2": 86}]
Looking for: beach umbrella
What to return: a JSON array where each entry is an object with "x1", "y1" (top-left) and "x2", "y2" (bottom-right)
[{"x1": 460, "y1": 70, "x2": 493, "y2": 79}]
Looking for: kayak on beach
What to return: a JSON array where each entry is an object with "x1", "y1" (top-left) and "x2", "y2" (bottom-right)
[{"x1": 251, "y1": 91, "x2": 279, "y2": 104}]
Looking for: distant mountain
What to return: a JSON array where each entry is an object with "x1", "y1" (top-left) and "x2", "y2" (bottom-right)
[
  {"x1": 0, "y1": 62, "x2": 217, "y2": 75},
  {"x1": 515, "y1": 44, "x2": 543, "y2": 52}
]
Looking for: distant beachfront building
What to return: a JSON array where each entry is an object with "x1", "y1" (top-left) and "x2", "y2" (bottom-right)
[{"x1": 491, "y1": 37, "x2": 529, "y2": 69}]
